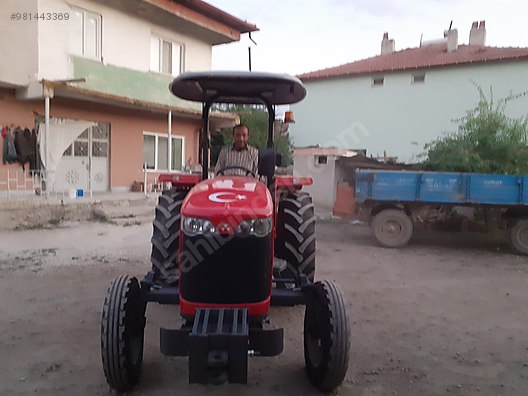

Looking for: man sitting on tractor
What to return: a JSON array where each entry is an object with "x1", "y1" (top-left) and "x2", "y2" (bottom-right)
[{"x1": 214, "y1": 124, "x2": 258, "y2": 177}]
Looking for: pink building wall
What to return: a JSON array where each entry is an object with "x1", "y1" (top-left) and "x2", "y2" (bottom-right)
[{"x1": 0, "y1": 88, "x2": 201, "y2": 191}]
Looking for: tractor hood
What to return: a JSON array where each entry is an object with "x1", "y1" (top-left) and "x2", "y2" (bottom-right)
[{"x1": 181, "y1": 176, "x2": 273, "y2": 224}]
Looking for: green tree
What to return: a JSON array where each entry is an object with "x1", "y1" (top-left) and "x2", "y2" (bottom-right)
[
  {"x1": 211, "y1": 104, "x2": 293, "y2": 166},
  {"x1": 423, "y1": 86, "x2": 528, "y2": 174}
]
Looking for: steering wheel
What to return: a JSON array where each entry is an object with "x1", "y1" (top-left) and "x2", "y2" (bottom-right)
[{"x1": 217, "y1": 165, "x2": 256, "y2": 178}]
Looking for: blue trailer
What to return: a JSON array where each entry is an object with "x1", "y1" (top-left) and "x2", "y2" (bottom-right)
[{"x1": 355, "y1": 169, "x2": 528, "y2": 254}]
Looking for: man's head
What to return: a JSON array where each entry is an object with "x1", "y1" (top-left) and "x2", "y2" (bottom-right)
[{"x1": 232, "y1": 124, "x2": 249, "y2": 151}]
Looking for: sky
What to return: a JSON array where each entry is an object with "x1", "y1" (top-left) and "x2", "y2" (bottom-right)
[{"x1": 208, "y1": 0, "x2": 528, "y2": 76}]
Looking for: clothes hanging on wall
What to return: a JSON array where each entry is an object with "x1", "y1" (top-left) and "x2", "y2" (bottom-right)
[
  {"x1": 24, "y1": 129, "x2": 34, "y2": 165},
  {"x1": 1, "y1": 126, "x2": 19, "y2": 164},
  {"x1": 34, "y1": 127, "x2": 41, "y2": 173},
  {"x1": 28, "y1": 127, "x2": 40, "y2": 174},
  {"x1": 13, "y1": 127, "x2": 32, "y2": 171},
  {"x1": 1, "y1": 125, "x2": 41, "y2": 173}
]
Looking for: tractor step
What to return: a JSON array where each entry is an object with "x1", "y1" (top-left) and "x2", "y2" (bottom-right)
[
  {"x1": 159, "y1": 306, "x2": 285, "y2": 385},
  {"x1": 189, "y1": 308, "x2": 249, "y2": 384}
]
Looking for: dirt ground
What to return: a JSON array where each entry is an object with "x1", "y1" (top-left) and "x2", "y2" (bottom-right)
[{"x1": 1, "y1": 217, "x2": 527, "y2": 396}]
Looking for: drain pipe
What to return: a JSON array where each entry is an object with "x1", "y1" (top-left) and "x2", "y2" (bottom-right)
[
  {"x1": 44, "y1": 93, "x2": 50, "y2": 194},
  {"x1": 168, "y1": 111, "x2": 172, "y2": 173},
  {"x1": 88, "y1": 126, "x2": 93, "y2": 198},
  {"x1": 144, "y1": 162, "x2": 148, "y2": 197}
]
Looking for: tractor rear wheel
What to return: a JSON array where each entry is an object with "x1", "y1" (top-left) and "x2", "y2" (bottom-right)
[
  {"x1": 304, "y1": 280, "x2": 350, "y2": 391},
  {"x1": 371, "y1": 209, "x2": 413, "y2": 248},
  {"x1": 150, "y1": 189, "x2": 187, "y2": 285},
  {"x1": 101, "y1": 275, "x2": 146, "y2": 392},
  {"x1": 275, "y1": 191, "x2": 316, "y2": 283}
]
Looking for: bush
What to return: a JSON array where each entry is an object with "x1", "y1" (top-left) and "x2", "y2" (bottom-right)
[{"x1": 423, "y1": 86, "x2": 528, "y2": 174}]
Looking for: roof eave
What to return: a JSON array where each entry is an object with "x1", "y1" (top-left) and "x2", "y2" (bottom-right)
[
  {"x1": 176, "y1": 0, "x2": 258, "y2": 34},
  {"x1": 299, "y1": 55, "x2": 528, "y2": 82},
  {"x1": 143, "y1": 0, "x2": 258, "y2": 44}
]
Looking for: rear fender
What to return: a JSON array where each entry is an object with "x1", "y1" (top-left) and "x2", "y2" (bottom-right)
[
  {"x1": 273, "y1": 176, "x2": 313, "y2": 239},
  {"x1": 275, "y1": 176, "x2": 313, "y2": 193},
  {"x1": 158, "y1": 174, "x2": 201, "y2": 190}
]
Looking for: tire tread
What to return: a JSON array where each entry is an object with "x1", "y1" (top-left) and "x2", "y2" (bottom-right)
[
  {"x1": 304, "y1": 280, "x2": 350, "y2": 391},
  {"x1": 150, "y1": 189, "x2": 187, "y2": 283},
  {"x1": 275, "y1": 191, "x2": 317, "y2": 283},
  {"x1": 101, "y1": 275, "x2": 144, "y2": 391}
]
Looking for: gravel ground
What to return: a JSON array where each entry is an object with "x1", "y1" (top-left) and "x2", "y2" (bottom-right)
[{"x1": 0, "y1": 218, "x2": 527, "y2": 396}]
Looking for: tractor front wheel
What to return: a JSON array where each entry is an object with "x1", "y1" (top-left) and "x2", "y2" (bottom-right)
[
  {"x1": 304, "y1": 280, "x2": 350, "y2": 391},
  {"x1": 101, "y1": 275, "x2": 146, "y2": 392}
]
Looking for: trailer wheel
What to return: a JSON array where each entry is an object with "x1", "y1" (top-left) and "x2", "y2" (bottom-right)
[
  {"x1": 101, "y1": 275, "x2": 146, "y2": 392},
  {"x1": 304, "y1": 280, "x2": 350, "y2": 391},
  {"x1": 275, "y1": 191, "x2": 316, "y2": 283},
  {"x1": 371, "y1": 209, "x2": 413, "y2": 248},
  {"x1": 150, "y1": 189, "x2": 187, "y2": 285},
  {"x1": 510, "y1": 219, "x2": 528, "y2": 254}
]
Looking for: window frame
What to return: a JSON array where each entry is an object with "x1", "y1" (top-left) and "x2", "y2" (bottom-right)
[
  {"x1": 91, "y1": 125, "x2": 109, "y2": 158},
  {"x1": 411, "y1": 72, "x2": 426, "y2": 84},
  {"x1": 69, "y1": 5, "x2": 102, "y2": 60},
  {"x1": 316, "y1": 155, "x2": 328, "y2": 165},
  {"x1": 62, "y1": 126, "x2": 108, "y2": 158},
  {"x1": 143, "y1": 132, "x2": 185, "y2": 172},
  {"x1": 371, "y1": 76, "x2": 384, "y2": 87},
  {"x1": 149, "y1": 34, "x2": 184, "y2": 76}
]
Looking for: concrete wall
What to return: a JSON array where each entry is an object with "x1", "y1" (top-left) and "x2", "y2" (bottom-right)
[
  {"x1": 37, "y1": 0, "x2": 71, "y2": 81},
  {"x1": 293, "y1": 153, "x2": 337, "y2": 212},
  {"x1": 0, "y1": 88, "x2": 200, "y2": 191},
  {"x1": 0, "y1": 0, "x2": 39, "y2": 85},
  {"x1": 291, "y1": 61, "x2": 528, "y2": 163},
  {"x1": 67, "y1": 0, "x2": 212, "y2": 73},
  {"x1": 0, "y1": 0, "x2": 212, "y2": 86}
]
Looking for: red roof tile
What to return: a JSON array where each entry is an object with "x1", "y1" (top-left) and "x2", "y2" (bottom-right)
[{"x1": 298, "y1": 44, "x2": 528, "y2": 81}]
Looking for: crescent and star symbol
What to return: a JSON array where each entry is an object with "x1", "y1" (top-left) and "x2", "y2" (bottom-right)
[{"x1": 208, "y1": 192, "x2": 247, "y2": 203}]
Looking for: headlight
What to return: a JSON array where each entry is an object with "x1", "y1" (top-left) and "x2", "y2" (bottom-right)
[
  {"x1": 182, "y1": 217, "x2": 217, "y2": 236},
  {"x1": 236, "y1": 217, "x2": 272, "y2": 237}
]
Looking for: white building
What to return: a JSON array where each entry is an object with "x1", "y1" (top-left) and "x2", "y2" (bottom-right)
[
  {"x1": 291, "y1": 22, "x2": 528, "y2": 163},
  {"x1": 0, "y1": 0, "x2": 256, "y2": 193},
  {"x1": 293, "y1": 147, "x2": 357, "y2": 211}
]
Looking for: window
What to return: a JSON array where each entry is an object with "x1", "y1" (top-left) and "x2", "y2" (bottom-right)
[
  {"x1": 143, "y1": 135, "x2": 156, "y2": 169},
  {"x1": 150, "y1": 35, "x2": 183, "y2": 76},
  {"x1": 92, "y1": 124, "x2": 109, "y2": 157},
  {"x1": 412, "y1": 73, "x2": 426, "y2": 84},
  {"x1": 143, "y1": 133, "x2": 184, "y2": 171},
  {"x1": 62, "y1": 125, "x2": 109, "y2": 158},
  {"x1": 70, "y1": 6, "x2": 102, "y2": 59},
  {"x1": 316, "y1": 155, "x2": 328, "y2": 165},
  {"x1": 74, "y1": 141, "x2": 89, "y2": 157},
  {"x1": 372, "y1": 77, "x2": 384, "y2": 87},
  {"x1": 171, "y1": 138, "x2": 183, "y2": 170}
]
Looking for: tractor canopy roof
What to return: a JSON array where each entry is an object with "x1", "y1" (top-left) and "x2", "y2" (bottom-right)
[{"x1": 169, "y1": 71, "x2": 306, "y2": 105}]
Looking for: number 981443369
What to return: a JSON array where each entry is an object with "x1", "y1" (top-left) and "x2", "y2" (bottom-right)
[{"x1": 10, "y1": 12, "x2": 70, "y2": 21}]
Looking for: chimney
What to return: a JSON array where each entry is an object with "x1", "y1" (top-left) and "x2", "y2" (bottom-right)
[
  {"x1": 381, "y1": 32, "x2": 395, "y2": 55},
  {"x1": 469, "y1": 20, "x2": 486, "y2": 46},
  {"x1": 446, "y1": 28, "x2": 458, "y2": 52}
]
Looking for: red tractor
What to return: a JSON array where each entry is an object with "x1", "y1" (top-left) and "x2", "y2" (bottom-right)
[{"x1": 100, "y1": 71, "x2": 350, "y2": 391}]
